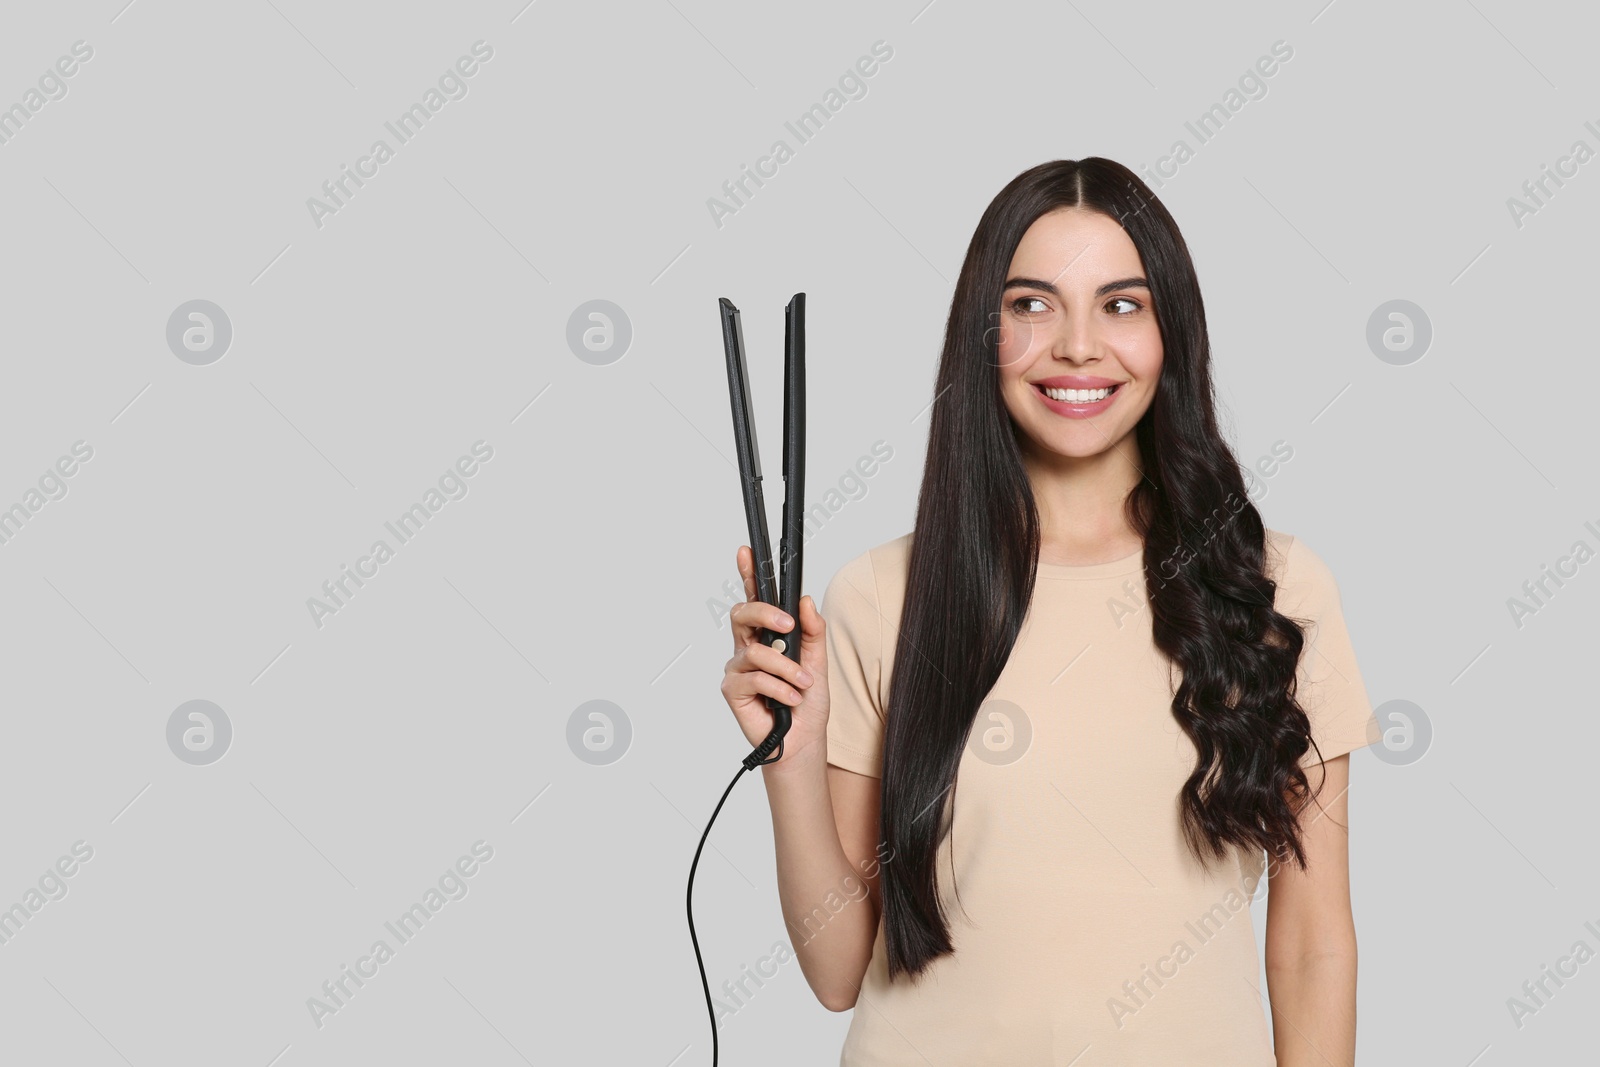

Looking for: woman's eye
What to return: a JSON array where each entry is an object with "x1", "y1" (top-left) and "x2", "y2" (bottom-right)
[
  {"x1": 1107, "y1": 297, "x2": 1142, "y2": 315},
  {"x1": 1010, "y1": 296, "x2": 1049, "y2": 315}
]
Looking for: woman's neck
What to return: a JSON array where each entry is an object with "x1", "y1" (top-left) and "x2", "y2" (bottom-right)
[{"x1": 1023, "y1": 438, "x2": 1145, "y2": 566}]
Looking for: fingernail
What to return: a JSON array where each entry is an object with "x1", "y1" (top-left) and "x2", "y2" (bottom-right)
[
  {"x1": 777, "y1": 613, "x2": 794, "y2": 629},
  {"x1": 797, "y1": 668, "x2": 813, "y2": 684}
]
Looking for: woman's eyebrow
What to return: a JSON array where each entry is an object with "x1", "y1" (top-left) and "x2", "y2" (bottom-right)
[{"x1": 1003, "y1": 276, "x2": 1149, "y2": 298}]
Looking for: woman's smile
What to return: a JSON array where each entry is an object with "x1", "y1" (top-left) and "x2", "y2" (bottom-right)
[{"x1": 1029, "y1": 375, "x2": 1124, "y2": 418}]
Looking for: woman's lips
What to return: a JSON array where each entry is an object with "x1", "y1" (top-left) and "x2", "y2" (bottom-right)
[{"x1": 1032, "y1": 381, "x2": 1121, "y2": 418}]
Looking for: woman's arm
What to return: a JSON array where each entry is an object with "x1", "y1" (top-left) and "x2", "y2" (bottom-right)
[
  {"x1": 1264, "y1": 753, "x2": 1357, "y2": 1066},
  {"x1": 721, "y1": 571, "x2": 884, "y2": 1014},
  {"x1": 762, "y1": 755, "x2": 884, "y2": 1011}
]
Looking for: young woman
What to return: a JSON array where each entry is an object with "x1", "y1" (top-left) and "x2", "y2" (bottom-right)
[{"x1": 720, "y1": 157, "x2": 1381, "y2": 1066}]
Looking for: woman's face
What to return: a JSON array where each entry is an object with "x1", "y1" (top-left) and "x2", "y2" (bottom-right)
[{"x1": 995, "y1": 207, "x2": 1164, "y2": 461}]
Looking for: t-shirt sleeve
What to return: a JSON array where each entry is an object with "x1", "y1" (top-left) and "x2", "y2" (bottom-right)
[
  {"x1": 822, "y1": 550, "x2": 887, "y2": 779},
  {"x1": 1282, "y1": 536, "x2": 1383, "y2": 770}
]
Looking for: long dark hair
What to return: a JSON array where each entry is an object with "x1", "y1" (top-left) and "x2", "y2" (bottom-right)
[{"x1": 879, "y1": 157, "x2": 1325, "y2": 980}]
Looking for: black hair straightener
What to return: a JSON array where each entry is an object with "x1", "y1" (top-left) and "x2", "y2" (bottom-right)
[
  {"x1": 720, "y1": 292, "x2": 806, "y2": 767},
  {"x1": 687, "y1": 293, "x2": 806, "y2": 1066}
]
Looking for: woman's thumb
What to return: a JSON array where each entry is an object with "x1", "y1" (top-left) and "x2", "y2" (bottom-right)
[{"x1": 798, "y1": 595, "x2": 826, "y2": 662}]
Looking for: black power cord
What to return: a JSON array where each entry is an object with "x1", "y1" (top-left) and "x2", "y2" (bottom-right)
[{"x1": 687, "y1": 736, "x2": 786, "y2": 1066}]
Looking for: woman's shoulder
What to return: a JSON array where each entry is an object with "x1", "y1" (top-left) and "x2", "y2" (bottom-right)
[
  {"x1": 823, "y1": 531, "x2": 914, "y2": 614},
  {"x1": 835, "y1": 530, "x2": 913, "y2": 573},
  {"x1": 1263, "y1": 527, "x2": 1294, "y2": 579},
  {"x1": 1262, "y1": 527, "x2": 1343, "y2": 614}
]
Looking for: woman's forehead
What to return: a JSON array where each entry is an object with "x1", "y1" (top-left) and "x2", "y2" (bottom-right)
[{"x1": 1008, "y1": 209, "x2": 1142, "y2": 280}]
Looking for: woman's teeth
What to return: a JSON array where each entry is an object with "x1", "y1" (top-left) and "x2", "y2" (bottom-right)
[{"x1": 1041, "y1": 385, "x2": 1113, "y2": 403}]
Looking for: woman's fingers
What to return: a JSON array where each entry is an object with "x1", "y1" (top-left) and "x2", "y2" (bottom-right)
[
  {"x1": 737, "y1": 545, "x2": 758, "y2": 599},
  {"x1": 720, "y1": 559, "x2": 832, "y2": 757},
  {"x1": 730, "y1": 598, "x2": 795, "y2": 644},
  {"x1": 727, "y1": 549, "x2": 824, "y2": 709},
  {"x1": 730, "y1": 637, "x2": 813, "y2": 689},
  {"x1": 730, "y1": 545, "x2": 801, "y2": 650},
  {"x1": 796, "y1": 594, "x2": 826, "y2": 669},
  {"x1": 730, "y1": 546, "x2": 760, "y2": 647},
  {"x1": 722, "y1": 638, "x2": 809, "y2": 708},
  {"x1": 724, "y1": 665, "x2": 807, "y2": 710}
]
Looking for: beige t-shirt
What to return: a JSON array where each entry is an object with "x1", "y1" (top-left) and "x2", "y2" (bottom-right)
[{"x1": 822, "y1": 529, "x2": 1381, "y2": 1066}]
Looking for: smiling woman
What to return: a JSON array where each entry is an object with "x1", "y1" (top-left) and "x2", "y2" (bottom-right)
[{"x1": 722, "y1": 156, "x2": 1380, "y2": 1067}]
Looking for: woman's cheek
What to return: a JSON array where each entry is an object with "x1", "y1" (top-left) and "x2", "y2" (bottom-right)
[{"x1": 995, "y1": 324, "x2": 1032, "y2": 370}]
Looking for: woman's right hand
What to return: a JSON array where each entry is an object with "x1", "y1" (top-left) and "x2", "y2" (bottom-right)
[{"x1": 720, "y1": 545, "x2": 830, "y2": 769}]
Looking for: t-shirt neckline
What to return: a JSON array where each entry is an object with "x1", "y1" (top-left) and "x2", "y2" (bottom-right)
[{"x1": 1034, "y1": 547, "x2": 1144, "y2": 580}]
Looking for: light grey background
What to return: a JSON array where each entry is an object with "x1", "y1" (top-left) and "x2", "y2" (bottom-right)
[{"x1": 0, "y1": 0, "x2": 1593, "y2": 1064}]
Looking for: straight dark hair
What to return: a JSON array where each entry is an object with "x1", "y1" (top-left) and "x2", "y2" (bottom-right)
[{"x1": 879, "y1": 157, "x2": 1326, "y2": 980}]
